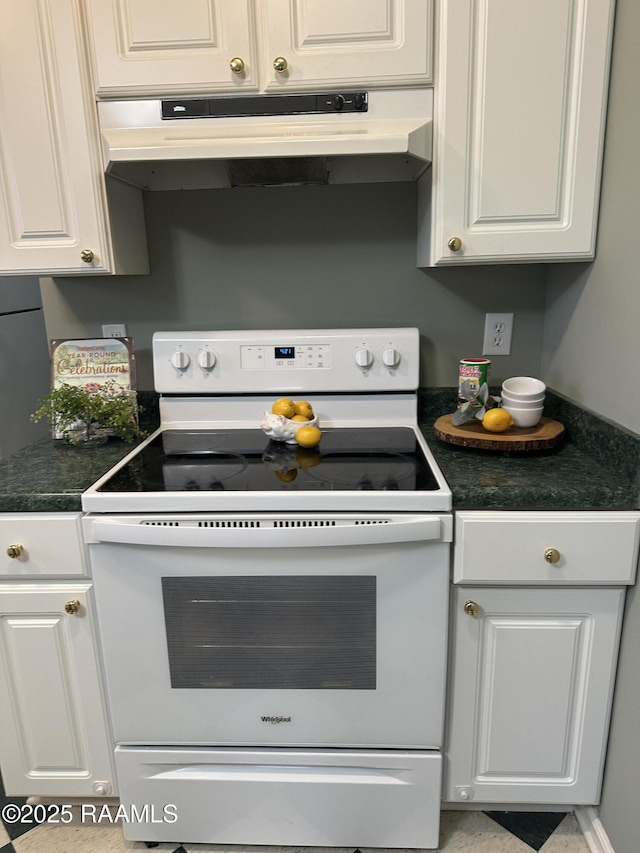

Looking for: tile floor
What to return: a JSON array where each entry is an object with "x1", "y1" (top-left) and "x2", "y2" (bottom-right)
[{"x1": 0, "y1": 790, "x2": 592, "y2": 853}]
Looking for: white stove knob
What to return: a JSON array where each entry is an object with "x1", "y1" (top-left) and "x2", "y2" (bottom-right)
[
  {"x1": 382, "y1": 347, "x2": 401, "y2": 368},
  {"x1": 197, "y1": 350, "x2": 217, "y2": 370},
  {"x1": 354, "y1": 347, "x2": 374, "y2": 369},
  {"x1": 170, "y1": 350, "x2": 191, "y2": 370}
]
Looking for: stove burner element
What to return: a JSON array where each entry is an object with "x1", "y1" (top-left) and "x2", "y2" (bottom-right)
[
  {"x1": 162, "y1": 454, "x2": 248, "y2": 492},
  {"x1": 306, "y1": 451, "x2": 415, "y2": 490}
]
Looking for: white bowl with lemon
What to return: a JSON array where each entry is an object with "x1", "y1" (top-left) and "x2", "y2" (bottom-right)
[{"x1": 261, "y1": 398, "x2": 323, "y2": 447}]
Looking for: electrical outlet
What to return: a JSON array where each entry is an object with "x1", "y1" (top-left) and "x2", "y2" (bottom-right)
[
  {"x1": 482, "y1": 313, "x2": 513, "y2": 356},
  {"x1": 102, "y1": 324, "x2": 127, "y2": 338}
]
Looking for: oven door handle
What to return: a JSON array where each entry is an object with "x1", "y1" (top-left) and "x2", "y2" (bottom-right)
[{"x1": 88, "y1": 516, "x2": 449, "y2": 548}]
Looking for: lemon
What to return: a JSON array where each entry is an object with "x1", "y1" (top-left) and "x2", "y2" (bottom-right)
[
  {"x1": 272, "y1": 397, "x2": 296, "y2": 418},
  {"x1": 275, "y1": 468, "x2": 297, "y2": 482},
  {"x1": 482, "y1": 408, "x2": 514, "y2": 433},
  {"x1": 295, "y1": 425, "x2": 323, "y2": 448},
  {"x1": 294, "y1": 400, "x2": 314, "y2": 419},
  {"x1": 296, "y1": 449, "x2": 321, "y2": 469},
  {"x1": 291, "y1": 414, "x2": 309, "y2": 422}
]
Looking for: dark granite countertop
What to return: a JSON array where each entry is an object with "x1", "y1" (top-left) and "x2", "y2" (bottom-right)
[
  {"x1": 420, "y1": 389, "x2": 640, "y2": 510},
  {"x1": 0, "y1": 436, "x2": 146, "y2": 512},
  {"x1": 0, "y1": 391, "x2": 160, "y2": 513},
  {"x1": 0, "y1": 390, "x2": 637, "y2": 513}
]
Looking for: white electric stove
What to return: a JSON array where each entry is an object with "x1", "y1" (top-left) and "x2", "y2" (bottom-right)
[{"x1": 82, "y1": 328, "x2": 452, "y2": 849}]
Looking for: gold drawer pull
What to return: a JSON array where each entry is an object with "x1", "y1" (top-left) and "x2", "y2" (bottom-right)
[
  {"x1": 6, "y1": 544, "x2": 23, "y2": 559},
  {"x1": 544, "y1": 548, "x2": 561, "y2": 564},
  {"x1": 65, "y1": 599, "x2": 81, "y2": 615},
  {"x1": 464, "y1": 600, "x2": 479, "y2": 616}
]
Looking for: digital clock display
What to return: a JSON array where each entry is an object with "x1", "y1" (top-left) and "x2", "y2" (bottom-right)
[{"x1": 274, "y1": 346, "x2": 295, "y2": 358}]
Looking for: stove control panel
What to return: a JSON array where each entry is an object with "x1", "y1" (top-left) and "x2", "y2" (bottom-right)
[
  {"x1": 240, "y1": 343, "x2": 330, "y2": 370},
  {"x1": 153, "y1": 328, "x2": 419, "y2": 394}
]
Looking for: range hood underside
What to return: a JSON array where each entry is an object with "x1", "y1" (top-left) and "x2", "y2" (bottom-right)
[{"x1": 107, "y1": 152, "x2": 430, "y2": 190}]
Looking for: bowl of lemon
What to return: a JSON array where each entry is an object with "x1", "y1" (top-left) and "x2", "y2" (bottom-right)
[{"x1": 261, "y1": 398, "x2": 323, "y2": 447}]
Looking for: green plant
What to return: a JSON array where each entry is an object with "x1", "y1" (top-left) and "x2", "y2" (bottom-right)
[
  {"x1": 31, "y1": 381, "x2": 144, "y2": 444},
  {"x1": 452, "y1": 380, "x2": 501, "y2": 426}
]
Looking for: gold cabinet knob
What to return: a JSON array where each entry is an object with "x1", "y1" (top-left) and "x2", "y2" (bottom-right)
[
  {"x1": 544, "y1": 547, "x2": 561, "y2": 564},
  {"x1": 80, "y1": 249, "x2": 94, "y2": 263},
  {"x1": 229, "y1": 57, "x2": 245, "y2": 74},
  {"x1": 65, "y1": 599, "x2": 81, "y2": 615},
  {"x1": 273, "y1": 56, "x2": 288, "y2": 73},
  {"x1": 447, "y1": 236, "x2": 463, "y2": 252},
  {"x1": 464, "y1": 600, "x2": 479, "y2": 616},
  {"x1": 6, "y1": 544, "x2": 23, "y2": 559}
]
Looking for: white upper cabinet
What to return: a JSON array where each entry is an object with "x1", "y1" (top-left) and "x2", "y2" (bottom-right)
[
  {"x1": 86, "y1": 0, "x2": 260, "y2": 95},
  {"x1": 260, "y1": 0, "x2": 433, "y2": 91},
  {"x1": 86, "y1": 0, "x2": 433, "y2": 97},
  {"x1": 419, "y1": 0, "x2": 615, "y2": 265},
  {"x1": 0, "y1": 0, "x2": 148, "y2": 276}
]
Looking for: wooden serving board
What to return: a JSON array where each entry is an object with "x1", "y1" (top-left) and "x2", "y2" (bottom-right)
[{"x1": 434, "y1": 414, "x2": 565, "y2": 452}]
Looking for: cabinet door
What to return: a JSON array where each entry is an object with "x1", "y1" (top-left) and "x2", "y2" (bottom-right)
[
  {"x1": 87, "y1": 0, "x2": 259, "y2": 96},
  {"x1": 261, "y1": 0, "x2": 433, "y2": 91},
  {"x1": 0, "y1": 584, "x2": 114, "y2": 797},
  {"x1": 0, "y1": 0, "x2": 147, "y2": 275},
  {"x1": 420, "y1": 0, "x2": 615, "y2": 265},
  {"x1": 445, "y1": 586, "x2": 624, "y2": 804}
]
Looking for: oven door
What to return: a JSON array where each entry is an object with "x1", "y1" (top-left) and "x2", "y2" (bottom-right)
[{"x1": 85, "y1": 512, "x2": 451, "y2": 749}]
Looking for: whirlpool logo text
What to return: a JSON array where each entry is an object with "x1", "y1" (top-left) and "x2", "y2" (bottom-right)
[{"x1": 261, "y1": 715, "x2": 292, "y2": 724}]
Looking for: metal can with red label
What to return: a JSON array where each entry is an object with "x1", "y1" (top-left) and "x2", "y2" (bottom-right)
[{"x1": 458, "y1": 358, "x2": 491, "y2": 406}]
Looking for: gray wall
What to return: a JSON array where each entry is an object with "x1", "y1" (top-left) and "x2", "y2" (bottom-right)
[
  {"x1": 40, "y1": 182, "x2": 546, "y2": 389},
  {"x1": 542, "y1": 0, "x2": 640, "y2": 436},
  {"x1": 543, "y1": 0, "x2": 640, "y2": 850}
]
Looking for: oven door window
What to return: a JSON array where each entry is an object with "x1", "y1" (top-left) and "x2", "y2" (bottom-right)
[{"x1": 162, "y1": 576, "x2": 376, "y2": 689}]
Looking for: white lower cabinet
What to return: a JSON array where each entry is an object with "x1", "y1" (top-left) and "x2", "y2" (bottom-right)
[
  {"x1": 445, "y1": 585, "x2": 624, "y2": 804},
  {"x1": 0, "y1": 515, "x2": 114, "y2": 797},
  {"x1": 445, "y1": 510, "x2": 640, "y2": 806}
]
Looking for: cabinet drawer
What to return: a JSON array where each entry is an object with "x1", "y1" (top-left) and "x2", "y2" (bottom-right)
[
  {"x1": 0, "y1": 514, "x2": 86, "y2": 577},
  {"x1": 454, "y1": 511, "x2": 640, "y2": 585}
]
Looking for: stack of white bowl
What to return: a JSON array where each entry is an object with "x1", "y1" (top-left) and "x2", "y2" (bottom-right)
[{"x1": 501, "y1": 377, "x2": 545, "y2": 428}]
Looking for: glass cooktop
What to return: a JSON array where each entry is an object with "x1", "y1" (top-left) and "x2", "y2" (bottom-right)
[{"x1": 97, "y1": 428, "x2": 441, "y2": 493}]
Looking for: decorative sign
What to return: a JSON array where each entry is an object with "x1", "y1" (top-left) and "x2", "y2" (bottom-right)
[{"x1": 50, "y1": 338, "x2": 136, "y2": 391}]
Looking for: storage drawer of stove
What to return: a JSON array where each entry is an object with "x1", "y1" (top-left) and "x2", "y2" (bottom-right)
[
  {"x1": 115, "y1": 746, "x2": 442, "y2": 848},
  {"x1": 0, "y1": 513, "x2": 87, "y2": 577},
  {"x1": 454, "y1": 511, "x2": 640, "y2": 585}
]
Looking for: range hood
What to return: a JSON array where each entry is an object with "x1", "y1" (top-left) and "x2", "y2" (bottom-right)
[{"x1": 97, "y1": 89, "x2": 433, "y2": 190}]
